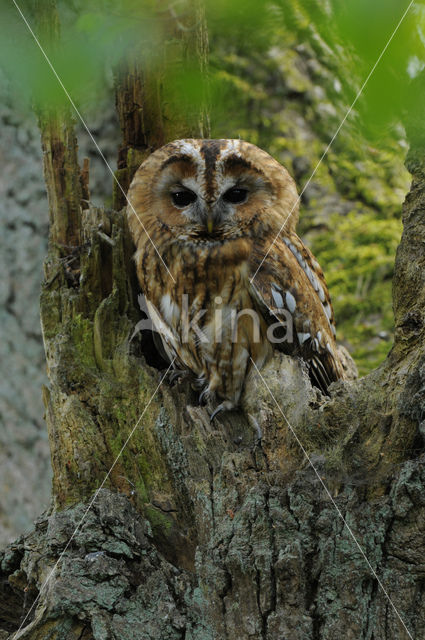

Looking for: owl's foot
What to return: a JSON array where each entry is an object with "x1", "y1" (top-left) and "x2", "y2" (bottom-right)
[
  {"x1": 197, "y1": 380, "x2": 214, "y2": 406},
  {"x1": 210, "y1": 400, "x2": 236, "y2": 422},
  {"x1": 199, "y1": 388, "x2": 209, "y2": 405},
  {"x1": 167, "y1": 368, "x2": 190, "y2": 385},
  {"x1": 191, "y1": 375, "x2": 206, "y2": 391}
]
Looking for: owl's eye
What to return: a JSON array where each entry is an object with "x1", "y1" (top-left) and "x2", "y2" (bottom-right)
[
  {"x1": 223, "y1": 187, "x2": 248, "y2": 204},
  {"x1": 171, "y1": 190, "x2": 197, "y2": 207}
]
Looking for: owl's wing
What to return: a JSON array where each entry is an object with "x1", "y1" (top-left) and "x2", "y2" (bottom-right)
[
  {"x1": 249, "y1": 233, "x2": 345, "y2": 394},
  {"x1": 143, "y1": 297, "x2": 202, "y2": 378}
]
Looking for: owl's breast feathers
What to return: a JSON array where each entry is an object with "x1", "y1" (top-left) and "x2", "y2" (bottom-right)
[
  {"x1": 132, "y1": 213, "x2": 345, "y2": 399},
  {"x1": 133, "y1": 221, "x2": 270, "y2": 406}
]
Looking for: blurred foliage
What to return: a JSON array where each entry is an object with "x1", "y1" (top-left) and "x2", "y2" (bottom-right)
[
  {"x1": 209, "y1": 0, "x2": 423, "y2": 140},
  {"x1": 312, "y1": 211, "x2": 401, "y2": 373},
  {"x1": 1, "y1": 0, "x2": 423, "y2": 374},
  {"x1": 0, "y1": 0, "x2": 160, "y2": 111},
  {"x1": 2, "y1": 0, "x2": 421, "y2": 133}
]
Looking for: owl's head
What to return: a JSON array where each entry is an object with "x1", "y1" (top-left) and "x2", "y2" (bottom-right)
[{"x1": 127, "y1": 139, "x2": 299, "y2": 241}]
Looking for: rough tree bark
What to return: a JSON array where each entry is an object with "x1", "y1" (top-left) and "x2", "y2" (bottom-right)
[{"x1": 1, "y1": 2, "x2": 425, "y2": 639}]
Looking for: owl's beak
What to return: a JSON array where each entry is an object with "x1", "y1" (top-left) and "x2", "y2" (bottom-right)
[{"x1": 203, "y1": 198, "x2": 218, "y2": 233}]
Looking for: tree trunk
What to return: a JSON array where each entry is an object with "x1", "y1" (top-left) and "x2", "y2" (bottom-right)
[{"x1": 1, "y1": 3, "x2": 425, "y2": 640}]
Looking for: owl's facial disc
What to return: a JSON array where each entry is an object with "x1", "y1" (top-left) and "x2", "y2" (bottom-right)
[{"x1": 154, "y1": 143, "x2": 275, "y2": 237}]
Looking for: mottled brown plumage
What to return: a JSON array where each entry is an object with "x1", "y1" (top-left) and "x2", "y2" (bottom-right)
[{"x1": 127, "y1": 139, "x2": 347, "y2": 415}]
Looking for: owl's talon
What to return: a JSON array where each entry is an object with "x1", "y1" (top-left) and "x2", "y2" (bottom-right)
[
  {"x1": 210, "y1": 400, "x2": 235, "y2": 422},
  {"x1": 168, "y1": 369, "x2": 189, "y2": 385},
  {"x1": 191, "y1": 377, "x2": 205, "y2": 391},
  {"x1": 199, "y1": 388, "x2": 209, "y2": 405},
  {"x1": 210, "y1": 404, "x2": 224, "y2": 422}
]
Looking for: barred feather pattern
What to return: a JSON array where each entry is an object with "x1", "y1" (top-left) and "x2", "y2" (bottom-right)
[{"x1": 127, "y1": 139, "x2": 347, "y2": 413}]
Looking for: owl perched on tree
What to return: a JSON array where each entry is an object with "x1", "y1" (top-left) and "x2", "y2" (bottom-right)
[{"x1": 127, "y1": 139, "x2": 349, "y2": 418}]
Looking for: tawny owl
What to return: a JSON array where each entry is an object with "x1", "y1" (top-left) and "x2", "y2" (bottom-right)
[{"x1": 127, "y1": 139, "x2": 348, "y2": 418}]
